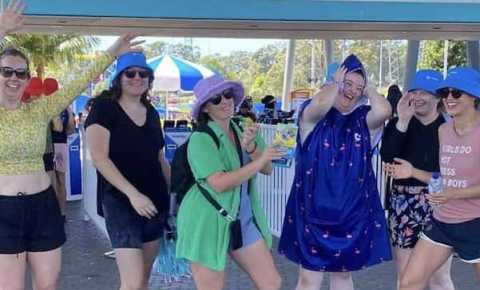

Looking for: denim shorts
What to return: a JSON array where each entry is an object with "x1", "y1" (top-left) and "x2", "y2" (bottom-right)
[
  {"x1": 421, "y1": 217, "x2": 480, "y2": 263},
  {"x1": 0, "y1": 187, "x2": 66, "y2": 254},
  {"x1": 102, "y1": 193, "x2": 165, "y2": 249}
]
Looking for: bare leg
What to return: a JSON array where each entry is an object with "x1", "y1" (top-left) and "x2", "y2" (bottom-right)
[
  {"x1": 330, "y1": 272, "x2": 353, "y2": 290},
  {"x1": 230, "y1": 239, "x2": 281, "y2": 290},
  {"x1": 399, "y1": 238, "x2": 453, "y2": 290},
  {"x1": 295, "y1": 266, "x2": 325, "y2": 290},
  {"x1": 115, "y1": 248, "x2": 146, "y2": 290},
  {"x1": 29, "y1": 248, "x2": 62, "y2": 290},
  {"x1": 0, "y1": 252, "x2": 27, "y2": 290},
  {"x1": 190, "y1": 262, "x2": 225, "y2": 290},
  {"x1": 141, "y1": 240, "x2": 160, "y2": 288}
]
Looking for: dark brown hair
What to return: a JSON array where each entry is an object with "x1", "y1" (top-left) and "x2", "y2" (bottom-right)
[
  {"x1": 109, "y1": 72, "x2": 153, "y2": 107},
  {"x1": 0, "y1": 47, "x2": 30, "y2": 72}
]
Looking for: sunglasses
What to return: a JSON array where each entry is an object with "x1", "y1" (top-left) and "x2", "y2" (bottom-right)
[
  {"x1": 209, "y1": 90, "x2": 235, "y2": 105},
  {"x1": 0, "y1": 66, "x2": 30, "y2": 80},
  {"x1": 438, "y1": 88, "x2": 464, "y2": 99},
  {"x1": 124, "y1": 69, "x2": 151, "y2": 79}
]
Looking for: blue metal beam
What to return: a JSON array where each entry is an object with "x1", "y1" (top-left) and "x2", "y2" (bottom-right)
[{"x1": 24, "y1": 1, "x2": 480, "y2": 23}]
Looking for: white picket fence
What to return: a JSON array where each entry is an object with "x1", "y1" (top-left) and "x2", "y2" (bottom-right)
[{"x1": 257, "y1": 124, "x2": 387, "y2": 237}]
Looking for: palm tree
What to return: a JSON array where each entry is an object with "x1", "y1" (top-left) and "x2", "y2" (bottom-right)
[{"x1": 1, "y1": 34, "x2": 99, "y2": 79}]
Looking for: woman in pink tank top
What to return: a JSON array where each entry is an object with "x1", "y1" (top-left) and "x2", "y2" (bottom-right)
[{"x1": 386, "y1": 67, "x2": 480, "y2": 290}]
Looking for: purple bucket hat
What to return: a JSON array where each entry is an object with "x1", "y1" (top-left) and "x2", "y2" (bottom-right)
[{"x1": 191, "y1": 75, "x2": 244, "y2": 120}]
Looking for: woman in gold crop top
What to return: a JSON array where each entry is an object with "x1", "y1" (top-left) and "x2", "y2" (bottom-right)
[{"x1": 0, "y1": 2, "x2": 144, "y2": 289}]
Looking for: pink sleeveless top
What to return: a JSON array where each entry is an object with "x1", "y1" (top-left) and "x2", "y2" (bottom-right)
[{"x1": 435, "y1": 120, "x2": 480, "y2": 223}]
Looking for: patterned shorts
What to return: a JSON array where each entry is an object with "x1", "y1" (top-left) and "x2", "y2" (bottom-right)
[{"x1": 388, "y1": 185, "x2": 433, "y2": 249}]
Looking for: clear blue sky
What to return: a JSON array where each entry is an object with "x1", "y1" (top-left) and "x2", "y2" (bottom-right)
[{"x1": 96, "y1": 36, "x2": 282, "y2": 56}]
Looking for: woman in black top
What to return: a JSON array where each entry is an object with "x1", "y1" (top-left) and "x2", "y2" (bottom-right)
[
  {"x1": 380, "y1": 70, "x2": 454, "y2": 290},
  {"x1": 85, "y1": 51, "x2": 170, "y2": 290}
]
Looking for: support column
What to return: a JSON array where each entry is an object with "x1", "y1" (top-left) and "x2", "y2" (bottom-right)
[
  {"x1": 467, "y1": 41, "x2": 480, "y2": 70},
  {"x1": 404, "y1": 40, "x2": 420, "y2": 90},
  {"x1": 324, "y1": 39, "x2": 333, "y2": 65},
  {"x1": 281, "y1": 39, "x2": 296, "y2": 111}
]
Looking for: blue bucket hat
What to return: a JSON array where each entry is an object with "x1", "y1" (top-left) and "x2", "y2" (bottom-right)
[
  {"x1": 341, "y1": 54, "x2": 367, "y2": 84},
  {"x1": 408, "y1": 69, "x2": 443, "y2": 95},
  {"x1": 111, "y1": 51, "x2": 153, "y2": 83},
  {"x1": 437, "y1": 67, "x2": 480, "y2": 99}
]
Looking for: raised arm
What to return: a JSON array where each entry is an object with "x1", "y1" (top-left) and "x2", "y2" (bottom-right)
[
  {"x1": 0, "y1": 0, "x2": 25, "y2": 40},
  {"x1": 302, "y1": 66, "x2": 347, "y2": 124},
  {"x1": 380, "y1": 93, "x2": 415, "y2": 162},
  {"x1": 366, "y1": 86, "x2": 392, "y2": 130}
]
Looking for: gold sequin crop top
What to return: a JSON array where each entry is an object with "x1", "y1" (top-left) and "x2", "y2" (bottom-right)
[{"x1": 0, "y1": 52, "x2": 114, "y2": 175}]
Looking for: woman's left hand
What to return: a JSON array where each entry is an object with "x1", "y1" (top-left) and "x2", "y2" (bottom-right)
[
  {"x1": 107, "y1": 33, "x2": 145, "y2": 57},
  {"x1": 241, "y1": 123, "x2": 259, "y2": 152},
  {"x1": 426, "y1": 190, "x2": 452, "y2": 205}
]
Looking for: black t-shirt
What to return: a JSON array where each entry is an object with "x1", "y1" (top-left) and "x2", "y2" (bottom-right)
[
  {"x1": 380, "y1": 114, "x2": 446, "y2": 186},
  {"x1": 85, "y1": 97, "x2": 169, "y2": 216},
  {"x1": 51, "y1": 109, "x2": 70, "y2": 144}
]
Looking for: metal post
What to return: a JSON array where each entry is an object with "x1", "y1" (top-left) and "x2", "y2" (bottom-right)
[
  {"x1": 310, "y1": 40, "x2": 316, "y2": 89},
  {"x1": 388, "y1": 41, "x2": 392, "y2": 84},
  {"x1": 325, "y1": 39, "x2": 333, "y2": 65},
  {"x1": 404, "y1": 40, "x2": 420, "y2": 90},
  {"x1": 467, "y1": 41, "x2": 480, "y2": 70},
  {"x1": 379, "y1": 40, "x2": 383, "y2": 87},
  {"x1": 443, "y1": 40, "x2": 449, "y2": 77},
  {"x1": 281, "y1": 39, "x2": 296, "y2": 111}
]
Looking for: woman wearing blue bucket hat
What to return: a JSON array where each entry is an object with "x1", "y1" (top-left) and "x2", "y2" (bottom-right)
[
  {"x1": 387, "y1": 67, "x2": 480, "y2": 289},
  {"x1": 381, "y1": 69, "x2": 454, "y2": 290},
  {"x1": 85, "y1": 51, "x2": 171, "y2": 290},
  {"x1": 278, "y1": 54, "x2": 393, "y2": 290}
]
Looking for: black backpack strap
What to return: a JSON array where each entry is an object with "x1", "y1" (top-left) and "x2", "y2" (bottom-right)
[
  {"x1": 194, "y1": 121, "x2": 245, "y2": 222},
  {"x1": 197, "y1": 185, "x2": 234, "y2": 222},
  {"x1": 196, "y1": 125, "x2": 220, "y2": 149}
]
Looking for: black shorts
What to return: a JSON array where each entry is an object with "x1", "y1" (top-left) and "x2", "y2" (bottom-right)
[
  {"x1": 102, "y1": 193, "x2": 165, "y2": 249},
  {"x1": 43, "y1": 152, "x2": 55, "y2": 172},
  {"x1": 421, "y1": 217, "x2": 480, "y2": 263},
  {"x1": 0, "y1": 187, "x2": 66, "y2": 254}
]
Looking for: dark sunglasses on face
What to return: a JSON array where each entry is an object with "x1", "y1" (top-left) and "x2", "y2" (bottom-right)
[
  {"x1": 0, "y1": 66, "x2": 30, "y2": 80},
  {"x1": 438, "y1": 88, "x2": 464, "y2": 99},
  {"x1": 209, "y1": 90, "x2": 235, "y2": 105},
  {"x1": 124, "y1": 69, "x2": 151, "y2": 79}
]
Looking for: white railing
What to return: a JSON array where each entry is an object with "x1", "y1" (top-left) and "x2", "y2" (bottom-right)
[{"x1": 257, "y1": 124, "x2": 386, "y2": 237}]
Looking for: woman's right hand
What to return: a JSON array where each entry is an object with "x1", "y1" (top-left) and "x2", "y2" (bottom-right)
[
  {"x1": 258, "y1": 146, "x2": 284, "y2": 166},
  {"x1": 0, "y1": 0, "x2": 25, "y2": 35},
  {"x1": 384, "y1": 158, "x2": 414, "y2": 179},
  {"x1": 396, "y1": 92, "x2": 415, "y2": 127},
  {"x1": 128, "y1": 192, "x2": 158, "y2": 219}
]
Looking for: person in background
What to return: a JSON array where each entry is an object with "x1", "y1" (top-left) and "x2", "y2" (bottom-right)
[
  {"x1": 279, "y1": 54, "x2": 392, "y2": 290},
  {"x1": 258, "y1": 94, "x2": 277, "y2": 123},
  {"x1": 386, "y1": 67, "x2": 480, "y2": 289},
  {"x1": 51, "y1": 107, "x2": 76, "y2": 221},
  {"x1": 235, "y1": 96, "x2": 256, "y2": 122},
  {"x1": 380, "y1": 70, "x2": 454, "y2": 290},
  {"x1": 387, "y1": 84, "x2": 403, "y2": 118}
]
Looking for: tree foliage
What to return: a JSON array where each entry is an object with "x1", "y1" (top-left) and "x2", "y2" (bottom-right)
[
  {"x1": 1, "y1": 34, "x2": 98, "y2": 79},
  {"x1": 419, "y1": 40, "x2": 466, "y2": 71}
]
